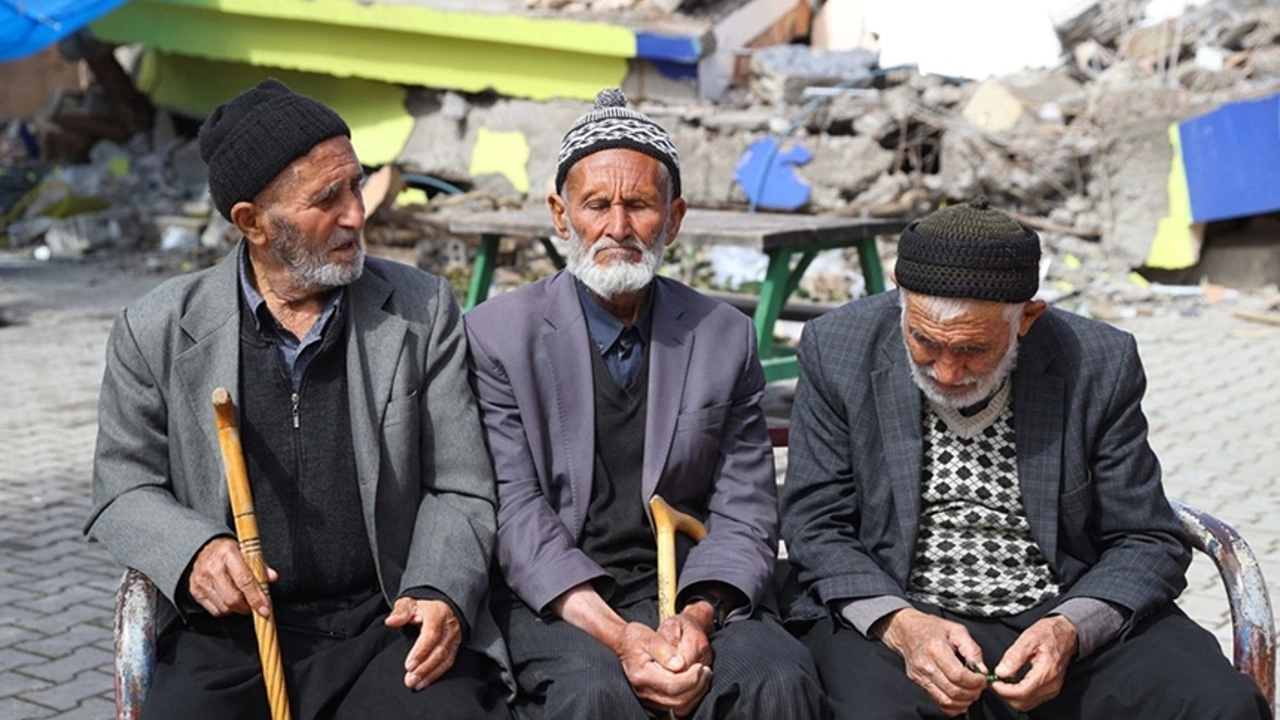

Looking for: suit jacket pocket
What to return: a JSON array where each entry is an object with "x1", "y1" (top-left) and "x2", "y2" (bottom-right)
[
  {"x1": 675, "y1": 402, "x2": 731, "y2": 434},
  {"x1": 1059, "y1": 477, "x2": 1094, "y2": 525},
  {"x1": 383, "y1": 391, "x2": 419, "y2": 428}
]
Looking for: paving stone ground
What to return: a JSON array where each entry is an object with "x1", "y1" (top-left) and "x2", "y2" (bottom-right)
[{"x1": 1, "y1": 253, "x2": 1276, "y2": 718}]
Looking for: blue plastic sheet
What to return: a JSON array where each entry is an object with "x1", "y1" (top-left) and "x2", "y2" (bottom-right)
[{"x1": 0, "y1": 0, "x2": 131, "y2": 62}]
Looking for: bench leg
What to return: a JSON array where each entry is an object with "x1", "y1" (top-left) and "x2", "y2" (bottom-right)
[
  {"x1": 755, "y1": 250, "x2": 815, "y2": 356},
  {"x1": 539, "y1": 237, "x2": 566, "y2": 270},
  {"x1": 857, "y1": 236, "x2": 886, "y2": 295},
  {"x1": 465, "y1": 234, "x2": 501, "y2": 310}
]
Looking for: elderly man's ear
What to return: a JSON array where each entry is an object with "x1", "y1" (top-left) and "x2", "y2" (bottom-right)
[
  {"x1": 548, "y1": 192, "x2": 570, "y2": 241},
  {"x1": 664, "y1": 196, "x2": 688, "y2": 247},
  {"x1": 231, "y1": 201, "x2": 271, "y2": 248},
  {"x1": 1019, "y1": 300, "x2": 1048, "y2": 336}
]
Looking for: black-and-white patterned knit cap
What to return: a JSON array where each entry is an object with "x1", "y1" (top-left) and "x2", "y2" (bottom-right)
[{"x1": 555, "y1": 88, "x2": 682, "y2": 198}]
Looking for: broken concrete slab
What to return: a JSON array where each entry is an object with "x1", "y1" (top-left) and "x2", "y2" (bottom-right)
[
  {"x1": 799, "y1": 134, "x2": 894, "y2": 210},
  {"x1": 748, "y1": 45, "x2": 879, "y2": 104},
  {"x1": 962, "y1": 80, "x2": 1032, "y2": 133}
]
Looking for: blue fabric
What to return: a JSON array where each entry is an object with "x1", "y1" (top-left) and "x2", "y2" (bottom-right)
[{"x1": 0, "y1": 0, "x2": 131, "y2": 62}]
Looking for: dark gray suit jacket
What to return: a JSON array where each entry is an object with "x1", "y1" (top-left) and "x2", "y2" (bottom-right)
[
  {"x1": 464, "y1": 271, "x2": 778, "y2": 617},
  {"x1": 781, "y1": 291, "x2": 1190, "y2": 630},
  {"x1": 85, "y1": 249, "x2": 509, "y2": 678}
]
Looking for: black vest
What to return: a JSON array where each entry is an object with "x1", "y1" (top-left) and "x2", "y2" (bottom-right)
[
  {"x1": 580, "y1": 346, "x2": 656, "y2": 607},
  {"x1": 237, "y1": 298, "x2": 379, "y2": 603}
]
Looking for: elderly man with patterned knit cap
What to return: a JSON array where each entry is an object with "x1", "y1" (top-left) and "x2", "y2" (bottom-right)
[
  {"x1": 465, "y1": 89, "x2": 825, "y2": 720},
  {"x1": 781, "y1": 198, "x2": 1270, "y2": 719}
]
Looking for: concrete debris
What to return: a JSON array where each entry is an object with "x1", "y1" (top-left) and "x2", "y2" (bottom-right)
[
  {"x1": 5, "y1": 0, "x2": 1279, "y2": 318},
  {"x1": 748, "y1": 46, "x2": 879, "y2": 104}
]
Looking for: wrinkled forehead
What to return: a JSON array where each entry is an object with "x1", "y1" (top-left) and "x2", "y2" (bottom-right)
[
  {"x1": 902, "y1": 293, "x2": 1016, "y2": 342},
  {"x1": 563, "y1": 149, "x2": 668, "y2": 195}
]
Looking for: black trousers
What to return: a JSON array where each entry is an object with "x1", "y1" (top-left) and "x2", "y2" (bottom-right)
[
  {"x1": 498, "y1": 594, "x2": 828, "y2": 720},
  {"x1": 141, "y1": 591, "x2": 510, "y2": 720},
  {"x1": 801, "y1": 602, "x2": 1271, "y2": 720}
]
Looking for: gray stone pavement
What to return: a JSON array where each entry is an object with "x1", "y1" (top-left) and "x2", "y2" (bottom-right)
[{"x1": 0, "y1": 253, "x2": 1276, "y2": 718}]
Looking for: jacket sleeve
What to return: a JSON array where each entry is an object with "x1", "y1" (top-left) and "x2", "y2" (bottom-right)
[
  {"x1": 782, "y1": 321, "x2": 907, "y2": 617},
  {"x1": 1057, "y1": 334, "x2": 1190, "y2": 622},
  {"x1": 465, "y1": 319, "x2": 609, "y2": 615},
  {"x1": 84, "y1": 309, "x2": 234, "y2": 613},
  {"x1": 674, "y1": 320, "x2": 779, "y2": 615},
  {"x1": 398, "y1": 281, "x2": 500, "y2": 629}
]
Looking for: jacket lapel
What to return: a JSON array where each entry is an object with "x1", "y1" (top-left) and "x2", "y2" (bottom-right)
[
  {"x1": 1012, "y1": 330, "x2": 1065, "y2": 568},
  {"x1": 872, "y1": 339, "x2": 925, "y2": 564},
  {"x1": 540, "y1": 273, "x2": 596, "y2": 538},
  {"x1": 345, "y1": 266, "x2": 408, "y2": 533},
  {"x1": 173, "y1": 249, "x2": 242, "y2": 515},
  {"x1": 642, "y1": 279, "x2": 693, "y2": 505}
]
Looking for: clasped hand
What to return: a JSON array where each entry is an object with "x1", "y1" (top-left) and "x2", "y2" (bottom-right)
[{"x1": 615, "y1": 611, "x2": 715, "y2": 717}]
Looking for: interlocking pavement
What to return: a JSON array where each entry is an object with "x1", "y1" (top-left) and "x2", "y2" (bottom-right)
[{"x1": 1, "y1": 254, "x2": 1276, "y2": 718}]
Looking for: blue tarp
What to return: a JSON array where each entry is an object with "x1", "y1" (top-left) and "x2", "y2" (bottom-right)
[{"x1": 0, "y1": 0, "x2": 131, "y2": 62}]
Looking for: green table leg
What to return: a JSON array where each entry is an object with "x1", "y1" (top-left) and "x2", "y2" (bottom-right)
[
  {"x1": 783, "y1": 251, "x2": 818, "y2": 301},
  {"x1": 466, "y1": 233, "x2": 501, "y2": 310},
  {"x1": 754, "y1": 250, "x2": 795, "y2": 360},
  {"x1": 539, "y1": 237, "x2": 566, "y2": 270},
  {"x1": 858, "y1": 236, "x2": 886, "y2": 295}
]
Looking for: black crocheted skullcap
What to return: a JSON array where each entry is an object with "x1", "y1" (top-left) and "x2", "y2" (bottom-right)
[
  {"x1": 556, "y1": 88, "x2": 682, "y2": 199},
  {"x1": 199, "y1": 78, "x2": 351, "y2": 220},
  {"x1": 896, "y1": 196, "x2": 1042, "y2": 303}
]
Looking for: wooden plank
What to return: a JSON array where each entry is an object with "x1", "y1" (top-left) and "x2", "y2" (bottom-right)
[{"x1": 448, "y1": 208, "x2": 906, "y2": 252}]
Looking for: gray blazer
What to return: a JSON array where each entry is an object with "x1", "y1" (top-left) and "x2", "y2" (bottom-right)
[
  {"x1": 781, "y1": 291, "x2": 1190, "y2": 629},
  {"x1": 464, "y1": 271, "x2": 778, "y2": 616},
  {"x1": 85, "y1": 249, "x2": 509, "y2": 676}
]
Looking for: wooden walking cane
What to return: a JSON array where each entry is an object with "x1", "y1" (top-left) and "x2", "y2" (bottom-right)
[
  {"x1": 649, "y1": 496, "x2": 709, "y2": 720},
  {"x1": 648, "y1": 496, "x2": 708, "y2": 622},
  {"x1": 212, "y1": 388, "x2": 292, "y2": 720}
]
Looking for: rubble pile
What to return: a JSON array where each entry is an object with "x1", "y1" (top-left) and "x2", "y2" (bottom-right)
[
  {"x1": 0, "y1": 125, "x2": 221, "y2": 261},
  {"x1": 3, "y1": 0, "x2": 1279, "y2": 315}
]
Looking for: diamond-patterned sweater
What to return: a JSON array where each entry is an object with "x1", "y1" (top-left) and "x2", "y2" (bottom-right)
[{"x1": 906, "y1": 384, "x2": 1061, "y2": 616}]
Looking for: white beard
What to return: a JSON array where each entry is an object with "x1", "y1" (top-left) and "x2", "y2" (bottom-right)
[
  {"x1": 270, "y1": 214, "x2": 365, "y2": 292},
  {"x1": 562, "y1": 224, "x2": 666, "y2": 300},
  {"x1": 906, "y1": 326, "x2": 1020, "y2": 409}
]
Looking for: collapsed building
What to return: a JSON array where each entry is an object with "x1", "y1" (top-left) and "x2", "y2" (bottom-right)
[{"x1": 3, "y1": 0, "x2": 1280, "y2": 316}]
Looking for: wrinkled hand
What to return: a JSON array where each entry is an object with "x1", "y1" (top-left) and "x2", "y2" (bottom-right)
[
  {"x1": 990, "y1": 616, "x2": 1078, "y2": 711},
  {"x1": 188, "y1": 537, "x2": 278, "y2": 618},
  {"x1": 616, "y1": 621, "x2": 712, "y2": 717},
  {"x1": 658, "y1": 607, "x2": 714, "y2": 670},
  {"x1": 877, "y1": 608, "x2": 988, "y2": 717},
  {"x1": 385, "y1": 598, "x2": 463, "y2": 691}
]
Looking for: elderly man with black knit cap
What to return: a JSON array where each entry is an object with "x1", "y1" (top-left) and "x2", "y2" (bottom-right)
[
  {"x1": 781, "y1": 197, "x2": 1271, "y2": 719},
  {"x1": 86, "y1": 79, "x2": 511, "y2": 720},
  {"x1": 464, "y1": 88, "x2": 825, "y2": 720}
]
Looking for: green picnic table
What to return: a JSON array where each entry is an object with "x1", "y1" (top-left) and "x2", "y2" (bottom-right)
[{"x1": 449, "y1": 208, "x2": 908, "y2": 382}]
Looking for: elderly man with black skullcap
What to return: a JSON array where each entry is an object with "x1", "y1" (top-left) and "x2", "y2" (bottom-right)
[
  {"x1": 464, "y1": 88, "x2": 825, "y2": 720},
  {"x1": 86, "y1": 79, "x2": 511, "y2": 720},
  {"x1": 781, "y1": 198, "x2": 1271, "y2": 719}
]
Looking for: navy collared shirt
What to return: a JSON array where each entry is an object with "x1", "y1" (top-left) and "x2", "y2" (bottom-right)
[
  {"x1": 574, "y1": 278, "x2": 654, "y2": 390},
  {"x1": 239, "y1": 245, "x2": 344, "y2": 392}
]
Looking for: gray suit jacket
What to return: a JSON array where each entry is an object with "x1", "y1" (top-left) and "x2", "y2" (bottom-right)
[
  {"x1": 781, "y1": 291, "x2": 1190, "y2": 630},
  {"x1": 85, "y1": 249, "x2": 509, "y2": 675},
  {"x1": 464, "y1": 271, "x2": 778, "y2": 616}
]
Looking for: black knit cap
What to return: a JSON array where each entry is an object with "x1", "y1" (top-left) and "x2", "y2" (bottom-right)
[
  {"x1": 198, "y1": 79, "x2": 351, "y2": 220},
  {"x1": 895, "y1": 196, "x2": 1042, "y2": 303}
]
